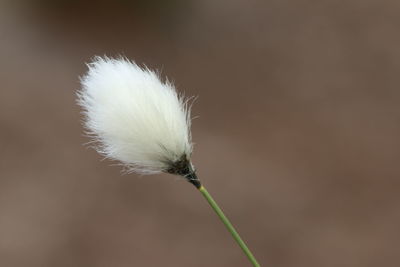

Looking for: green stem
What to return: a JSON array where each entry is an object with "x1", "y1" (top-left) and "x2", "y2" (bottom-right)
[{"x1": 199, "y1": 186, "x2": 260, "y2": 267}]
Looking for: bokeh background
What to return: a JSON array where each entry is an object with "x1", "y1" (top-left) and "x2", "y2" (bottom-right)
[{"x1": 1, "y1": 1, "x2": 399, "y2": 266}]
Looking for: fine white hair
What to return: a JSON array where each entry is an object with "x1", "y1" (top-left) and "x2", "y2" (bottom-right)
[{"x1": 77, "y1": 56, "x2": 193, "y2": 174}]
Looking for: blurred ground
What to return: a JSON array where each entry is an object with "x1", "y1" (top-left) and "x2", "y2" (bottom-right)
[{"x1": 0, "y1": 0, "x2": 399, "y2": 266}]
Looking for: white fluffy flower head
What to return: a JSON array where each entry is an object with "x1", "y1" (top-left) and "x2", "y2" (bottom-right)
[{"x1": 78, "y1": 57, "x2": 196, "y2": 179}]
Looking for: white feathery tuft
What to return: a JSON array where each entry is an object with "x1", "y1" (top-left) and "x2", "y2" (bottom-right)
[{"x1": 77, "y1": 56, "x2": 193, "y2": 174}]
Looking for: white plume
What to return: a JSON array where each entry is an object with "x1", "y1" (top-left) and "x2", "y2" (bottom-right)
[{"x1": 77, "y1": 56, "x2": 193, "y2": 174}]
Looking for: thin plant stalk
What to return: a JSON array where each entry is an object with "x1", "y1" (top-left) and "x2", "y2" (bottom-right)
[{"x1": 198, "y1": 186, "x2": 260, "y2": 267}]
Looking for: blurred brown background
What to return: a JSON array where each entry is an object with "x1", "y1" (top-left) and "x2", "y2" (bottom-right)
[{"x1": 1, "y1": 0, "x2": 399, "y2": 266}]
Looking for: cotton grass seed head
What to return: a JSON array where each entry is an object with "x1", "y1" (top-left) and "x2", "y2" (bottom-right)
[
  {"x1": 78, "y1": 57, "x2": 260, "y2": 265},
  {"x1": 78, "y1": 56, "x2": 199, "y2": 186}
]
